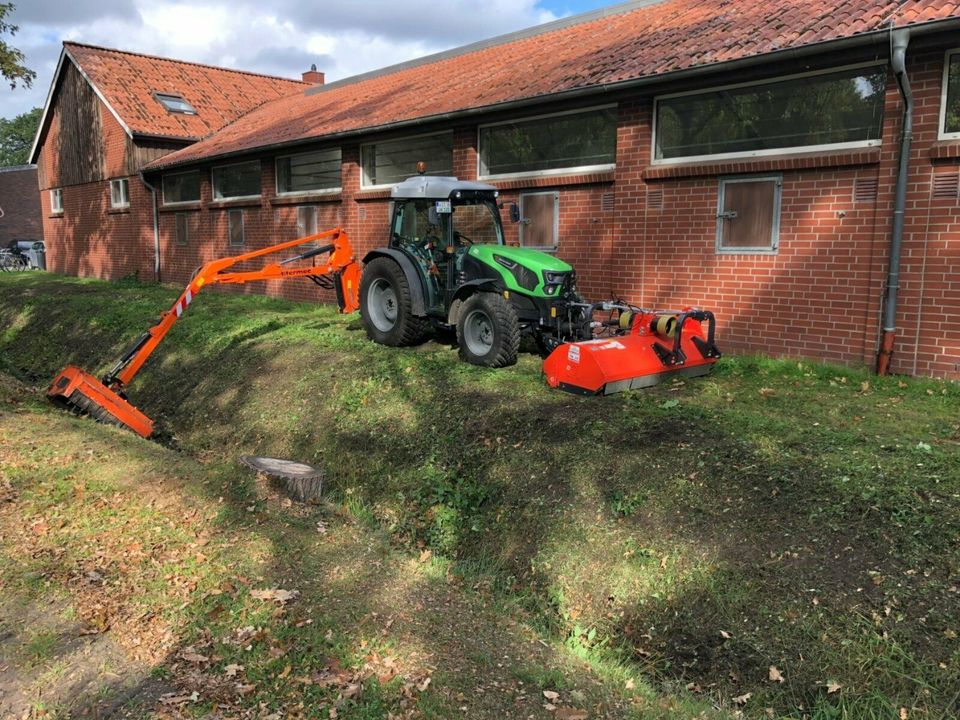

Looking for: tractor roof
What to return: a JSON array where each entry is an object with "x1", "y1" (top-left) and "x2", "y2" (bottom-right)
[{"x1": 390, "y1": 176, "x2": 497, "y2": 200}]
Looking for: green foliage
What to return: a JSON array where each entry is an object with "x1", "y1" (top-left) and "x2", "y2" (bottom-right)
[
  {"x1": 0, "y1": 3, "x2": 34, "y2": 90},
  {"x1": 0, "y1": 106, "x2": 40, "y2": 166}
]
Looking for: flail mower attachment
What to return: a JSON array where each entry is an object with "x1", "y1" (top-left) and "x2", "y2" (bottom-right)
[
  {"x1": 543, "y1": 306, "x2": 721, "y2": 395},
  {"x1": 47, "y1": 228, "x2": 360, "y2": 437}
]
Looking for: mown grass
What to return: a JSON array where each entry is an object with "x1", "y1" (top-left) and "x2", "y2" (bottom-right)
[{"x1": 1, "y1": 272, "x2": 958, "y2": 719}]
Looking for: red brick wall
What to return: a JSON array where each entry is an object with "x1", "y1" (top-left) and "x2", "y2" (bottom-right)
[
  {"x1": 37, "y1": 87, "x2": 155, "y2": 280},
  {"x1": 0, "y1": 167, "x2": 42, "y2": 245}
]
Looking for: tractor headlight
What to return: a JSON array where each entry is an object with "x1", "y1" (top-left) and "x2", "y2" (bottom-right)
[{"x1": 542, "y1": 271, "x2": 570, "y2": 296}]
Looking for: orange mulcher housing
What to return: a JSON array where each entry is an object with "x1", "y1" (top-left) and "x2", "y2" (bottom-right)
[
  {"x1": 48, "y1": 228, "x2": 360, "y2": 437},
  {"x1": 542, "y1": 307, "x2": 721, "y2": 395}
]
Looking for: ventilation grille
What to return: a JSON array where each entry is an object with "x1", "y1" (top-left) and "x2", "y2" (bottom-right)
[
  {"x1": 853, "y1": 177, "x2": 878, "y2": 203},
  {"x1": 601, "y1": 192, "x2": 615, "y2": 212},
  {"x1": 647, "y1": 187, "x2": 664, "y2": 211},
  {"x1": 933, "y1": 172, "x2": 960, "y2": 200}
]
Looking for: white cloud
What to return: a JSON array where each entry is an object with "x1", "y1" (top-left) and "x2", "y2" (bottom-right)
[{"x1": 0, "y1": 0, "x2": 570, "y2": 119}]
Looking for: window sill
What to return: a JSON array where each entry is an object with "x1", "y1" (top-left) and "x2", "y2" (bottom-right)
[
  {"x1": 354, "y1": 189, "x2": 392, "y2": 201},
  {"x1": 108, "y1": 207, "x2": 131, "y2": 215},
  {"x1": 643, "y1": 148, "x2": 880, "y2": 181},
  {"x1": 272, "y1": 192, "x2": 342, "y2": 206},
  {"x1": 48, "y1": 212, "x2": 64, "y2": 218},
  {"x1": 930, "y1": 141, "x2": 960, "y2": 161},
  {"x1": 210, "y1": 198, "x2": 262, "y2": 209},
  {"x1": 488, "y1": 170, "x2": 615, "y2": 191},
  {"x1": 159, "y1": 202, "x2": 201, "y2": 213}
]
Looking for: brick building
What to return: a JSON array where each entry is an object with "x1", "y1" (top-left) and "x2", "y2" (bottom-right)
[
  {"x1": 30, "y1": 0, "x2": 960, "y2": 378},
  {"x1": 0, "y1": 165, "x2": 42, "y2": 246}
]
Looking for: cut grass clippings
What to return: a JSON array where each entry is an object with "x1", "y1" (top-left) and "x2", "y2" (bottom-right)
[{"x1": 0, "y1": 272, "x2": 958, "y2": 719}]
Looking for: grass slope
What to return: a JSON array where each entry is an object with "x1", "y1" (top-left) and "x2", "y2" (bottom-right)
[{"x1": 1, "y1": 272, "x2": 958, "y2": 719}]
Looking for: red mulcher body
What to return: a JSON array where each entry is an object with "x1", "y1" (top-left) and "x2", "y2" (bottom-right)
[{"x1": 543, "y1": 307, "x2": 721, "y2": 395}]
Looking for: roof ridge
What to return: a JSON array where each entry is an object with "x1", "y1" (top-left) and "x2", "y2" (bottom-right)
[
  {"x1": 308, "y1": 0, "x2": 667, "y2": 96},
  {"x1": 63, "y1": 41, "x2": 308, "y2": 86}
]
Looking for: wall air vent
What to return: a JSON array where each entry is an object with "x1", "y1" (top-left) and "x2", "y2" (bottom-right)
[
  {"x1": 853, "y1": 177, "x2": 878, "y2": 203},
  {"x1": 647, "y1": 187, "x2": 664, "y2": 211},
  {"x1": 933, "y1": 172, "x2": 959, "y2": 200}
]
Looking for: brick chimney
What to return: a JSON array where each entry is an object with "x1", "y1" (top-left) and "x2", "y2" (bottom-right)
[{"x1": 302, "y1": 63, "x2": 324, "y2": 85}]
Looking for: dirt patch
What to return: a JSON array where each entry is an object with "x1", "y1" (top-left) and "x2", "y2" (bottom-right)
[{"x1": 0, "y1": 594, "x2": 168, "y2": 718}]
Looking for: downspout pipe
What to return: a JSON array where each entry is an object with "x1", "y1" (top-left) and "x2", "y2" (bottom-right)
[
  {"x1": 877, "y1": 28, "x2": 912, "y2": 375},
  {"x1": 139, "y1": 171, "x2": 161, "y2": 283}
]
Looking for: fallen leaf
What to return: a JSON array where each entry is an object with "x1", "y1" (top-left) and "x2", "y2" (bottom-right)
[
  {"x1": 180, "y1": 651, "x2": 209, "y2": 664},
  {"x1": 250, "y1": 588, "x2": 299, "y2": 604},
  {"x1": 720, "y1": 630, "x2": 732, "y2": 639},
  {"x1": 224, "y1": 664, "x2": 244, "y2": 677},
  {"x1": 769, "y1": 666, "x2": 784, "y2": 683},
  {"x1": 543, "y1": 690, "x2": 560, "y2": 701},
  {"x1": 556, "y1": 709, "x2": 588, "y2": 720},
  {"x1": 624, "y1": 678, "x2": 635, "y2": 690},
  {"x1": 899, "y1": 709, "x2": 908, "y2": 720},
  {"x1": 419, "y1": 549, "x2": 432, "y2": 563},
  {"x1": 278, "y1": 664, "x2": 292, "y2": 679},
  {"x1": 733, "y1": 692, "x2": 752, "y2": 705},
  {"x1": 544, "y1": 704, "x2": 557, "y2": 712},
  {"x1": 826, "y1": 681, "x2": 842, "y2": 694},
  {"x1": 758, "y1": 387, "x2": 775, "y2": 397}
]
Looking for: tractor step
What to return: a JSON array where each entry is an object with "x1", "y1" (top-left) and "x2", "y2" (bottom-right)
[{"x1": 47, "y1": 365, "x2": 154, "y2": 437}]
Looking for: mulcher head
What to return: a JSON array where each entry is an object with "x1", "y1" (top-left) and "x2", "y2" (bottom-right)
[
  {"x1": 543, "y1": 308, "x2": 721, "y2": 395},
  {"x1": 47, "y1": 365, "x2": 154, "y2": 438}
]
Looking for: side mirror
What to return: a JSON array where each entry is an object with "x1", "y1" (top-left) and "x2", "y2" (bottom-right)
[
  {"x1": 427, "y1": 206, "x2": 439, "y2": 227},
  {"x1": 509, "y1": 203, "x2": 520, "y2": 224}
]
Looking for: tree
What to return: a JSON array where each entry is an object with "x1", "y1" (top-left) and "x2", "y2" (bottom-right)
[
  {"x1": 0, "y1": 107, "x2": 41, "y2": 166},
  {"x1": 0, "y1": 3, "x2": 34, "y2": 90}
]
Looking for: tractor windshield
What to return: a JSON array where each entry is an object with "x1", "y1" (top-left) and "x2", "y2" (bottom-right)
[{"x1": 451, "y1": 201, "x2": 503, "y2": 246}]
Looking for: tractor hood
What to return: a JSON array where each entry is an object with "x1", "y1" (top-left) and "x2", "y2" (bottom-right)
[{"x1": 468, "y1": 245, "x2": 573, "y2": 274}]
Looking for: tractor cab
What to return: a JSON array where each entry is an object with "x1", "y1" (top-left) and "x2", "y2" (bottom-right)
[{"x1": 389, "y1": 176, "x2": 506, "y2": 312}]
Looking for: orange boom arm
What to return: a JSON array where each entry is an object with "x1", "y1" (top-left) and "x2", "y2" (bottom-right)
[{"x1": 48, "y1": 227, "x2": 359, "y2": 437}]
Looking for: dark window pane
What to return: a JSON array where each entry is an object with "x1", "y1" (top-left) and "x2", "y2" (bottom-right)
[
  {"x1": 213, "y1": 161, "x2": 261, "y2": 199},
  {"x1": 946, "y1": 54, "x2": 960, "y2": 135},
  {"x1": 228, "y1": 209, "x2": 244, "y2": 246},
  {"x1": 656, "y1": 66, "x2": 886, "y2": 160},
  {"x1": 175, "y1": 213, "x2": 189, "y2": 246},
  {"x1": 277, "y1": 149, "x2": 341, "y2": 193},
  {"x1": 362, "y1": 134, "x2": 452, "y2": 187},
  {"x1": 163, "y1": 171, "x2": 201, "y2": 204},
  {"x1": 156, "y1": 93, "x2": 196, "y2": 114},
  {"x1": 481, "y1": 108, "x2": 616, "y2": 176},
  {"x1": 520, "y1": 192, "x2": 559, "y2": 248}
]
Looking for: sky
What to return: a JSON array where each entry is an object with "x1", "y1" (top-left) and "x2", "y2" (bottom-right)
[{"x1": 0, "y1": 0, "x2": 617, "y2": 120}]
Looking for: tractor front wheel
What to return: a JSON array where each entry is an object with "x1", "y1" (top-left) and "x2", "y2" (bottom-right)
[
  {"x1": 359, "y1": 257, "x2": 429, "y2": 346},
  {"x1": 456, "y1": 292, "x2": 520, "y2": 368}
]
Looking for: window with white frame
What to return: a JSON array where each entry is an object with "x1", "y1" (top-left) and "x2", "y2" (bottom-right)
[
  {"x1": 228, "y1": 209, "x2": 244, "y2": 246},
  {"x1": 519, "y1": 191, "x2": 559, "y2": 249},
  {"x1": 50, "y1": 188, "x2": 63, "y2": 214},
  {"x1": 361, "y1": 133, "x2": 452, "y2": 188},
  {"x1": 940, "y1": 50, "x2": 960, "y2": 139},
  {"x1": 163, "y1": 171, "x2": 201, "y2": 204},
  {"x1": 479, "y1": 106, "x2": 617, "y2": 178},
  {"x1": 110, "y1": 178, "x2": 129, "y2": 209},
  {"x1": 213, "y1": 161, "x2": 261, "y2": 200},
  {"x1": 277, "y1": 149, "x2": 341, "y2": 195},
  {"x1": 715, "y1": 176, "x2": 782, "y2": 253},
  {"x1": 654, "y1": 65, "x2": 886, "y2": 163},
  {"x1": 175, "y1": 212, "x2": 189, "y2": 246}
]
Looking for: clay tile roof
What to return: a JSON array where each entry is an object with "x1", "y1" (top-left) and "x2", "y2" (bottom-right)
[
  {"x1": 147, "y1": 0, "x2": 960, "y2": 170},
  {"x1": 64, "y1": 42, "x2": 306, "y2": 140}
]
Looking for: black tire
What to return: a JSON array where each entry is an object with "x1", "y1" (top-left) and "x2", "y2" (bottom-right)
[
  {"x1": 456, "y1": 292, "x2": 520, "y2": 367},
  {"x1": 359, "y1": 257, "x2": 429, "y2": 346}
]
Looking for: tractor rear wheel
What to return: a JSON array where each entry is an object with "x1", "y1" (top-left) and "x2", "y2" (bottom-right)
[
  {"x1": 457, "y1": 292, "x2": 520, "y2": 367},
  {"x1": 360, "y1": 257, "x2": 429, "y2": 346}
]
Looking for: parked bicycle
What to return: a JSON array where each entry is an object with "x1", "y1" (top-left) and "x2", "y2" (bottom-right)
[{"x1": 0, "y1": 247, "x2": 30, "y2": 272}]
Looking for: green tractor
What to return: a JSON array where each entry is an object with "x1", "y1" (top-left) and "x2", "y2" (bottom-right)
[{"x1": 359, "y1": 175, "x2": 586, "y2": 366}]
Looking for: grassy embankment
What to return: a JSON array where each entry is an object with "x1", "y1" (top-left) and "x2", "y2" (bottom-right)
[{"x1": 0, "y1": 272, "x2": 957, "y2": 719}]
